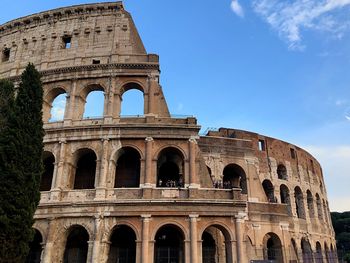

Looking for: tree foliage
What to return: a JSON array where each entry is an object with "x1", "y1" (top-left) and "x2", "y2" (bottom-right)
[
  {"x1": 0, "y1": 64, "x2": 44, "y2": 262},
  {"x1": 331, "y1": 211, "x2": 350, "y2": 262}
]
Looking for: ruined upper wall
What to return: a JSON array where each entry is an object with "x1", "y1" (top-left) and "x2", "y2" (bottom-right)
[{"x1": 0, "y1": 2, "x2": 152, "y2": 78}]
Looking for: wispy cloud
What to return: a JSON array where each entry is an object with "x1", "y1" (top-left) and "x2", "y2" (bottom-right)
[
  {"x1": 231, "y1": 0, "x2": 244, "y2": 18},
  {"x1": 50, "y1": 96, "x2": 66, "y2": 121},
  {"x1": 252, "y1": 0, "x2": 350, "y2": 50}
]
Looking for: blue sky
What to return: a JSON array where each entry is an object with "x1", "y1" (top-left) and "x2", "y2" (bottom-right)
[{"x1": 1, "y1": 0, "x2": 349, "y2": 211}]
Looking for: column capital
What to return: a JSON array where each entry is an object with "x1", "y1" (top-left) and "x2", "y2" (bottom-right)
[
  {"x1": 189, "y1": 136, "x2": 199, "y2": 144},
  {"x1": 141, "y1": 214, "x2": 152, "y2": 220},
  {"x1": 235, "y1": 211, "x2": 248, "y2": 222},
  {"x1": 59, "y1": 139, "x2": 67, "y2": 144},
  {"x1": 189, "y1": 214, "x2": 199, "y2": 220},
  {"x1": 145, "y1": 137, "x2": 154, "y2": 142}
]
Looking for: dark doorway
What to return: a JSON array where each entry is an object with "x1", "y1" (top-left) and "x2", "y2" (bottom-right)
[
  {"x1": 202, "y1": 231, "x2": 216, "y2": 263},
  {"x1": 154, "y1": 225, "x2": 184, "y2": 263},
  {"x1": 115, "y1": 147, "x2": 140, "y2": 188},
  {"x1": 157, "y1": 148, "x2": 184, "y2": 188},
  {"x1": 108, "y1": 225, "x2": 136, "y2": 263},
  {"x1": 74, "y1": 150, "x2": 96, "y2": 189},
  {"x1": 40, "y1": 153, "x2": 55, "y2": 191},
  {"x1": 63, "y1": 226, "x2": 89, "y2": 263},
  {"x1": 222, "y1": 164, "x2": 247, "y2": 193}
]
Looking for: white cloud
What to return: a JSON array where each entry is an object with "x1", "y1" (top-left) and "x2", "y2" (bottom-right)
[
  {"x1": 231, "y1": 0, "x2": 244, "y2": 18},
  {"x1": 252, "y1": 0, "x2": 350, "y2": 50},
  {"x1": 50, "y1": 96, "x2": 66, "y2": 121},
  {"x1": 304, "y1": 145, "x2": 350, "y2": 212}
]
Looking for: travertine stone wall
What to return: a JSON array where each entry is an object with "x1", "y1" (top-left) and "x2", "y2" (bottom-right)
[{"x1": 0, "y1": 2, "x2": 337, "y2": 263}]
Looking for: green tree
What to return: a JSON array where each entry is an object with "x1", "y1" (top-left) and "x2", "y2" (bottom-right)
[
  {"x1": 0, "y1": 64, "x2": 44, "y2": 262},
  {"x1": 0, "y1": 80, "x2": 15, "y2": 132}
]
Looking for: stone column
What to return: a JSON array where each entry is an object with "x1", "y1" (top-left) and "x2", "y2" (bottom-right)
[
  {"x1": 189, "y1": 136, "x2": 199, "y2": 188},
  {"x1": 105, "y1": 77, "x2": 116, "y2": 122},
  {"x1": 189, "y1": 214, "x2": 199, "y2": 263},
  {"x1": 112, "y1": 92, "x2": 121, "y2": 118},
  {"x1": 41, "y1": 218, "x2": 56, "y2": 262},
  {"x1": 147, "y1": 75, "x2": 157, "y2": 115},
  {"x1": 96, "y1": 138, "x2": 109, "y2": 199},
  {"x1": 87, "y1": 241, "x2": 94, "y2": 263},
  {"x1": 144, "y1": 137, "x2": 154, "y2": 188},
  {"x1": 235, "y1": 212, "x2": 247, "y2": 263},
  {"x1": 280, "y1": 222, "x2": 289, "y2": 263},
  {"x1": 92, "y1": 214, "x2": 104, "y2": 262},
  {"x1": 141, "y1": 215, "x2": 151, "y2": 263},
  {"x1": 50, "y1": 140, "x2": 66, "y2": 201},
  {"x1": 64, "y1": 79, "x2": 77, "y2": 125}
]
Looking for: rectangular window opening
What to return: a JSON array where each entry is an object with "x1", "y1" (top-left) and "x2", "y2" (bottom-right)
[
  {"x1": 290, "y1": 148, "x2": 296, "y2": 159},
  {"x1": 92, "y1": 59, "x2": 100, "y2": 65},
  {"x1": 2, "y1": 48, "x2": 10, "y2": 62},
  {"x1": 62, "y1": 36, "x2": 71, "y2": 49},
  {"x1": 258, "y1": 139, "x2": 265, "y2": 151}
]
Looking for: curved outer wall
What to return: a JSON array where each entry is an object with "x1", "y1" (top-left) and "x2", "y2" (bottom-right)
[{"x1": 0, "y1": 2, "x2": 336, "y2": 263}]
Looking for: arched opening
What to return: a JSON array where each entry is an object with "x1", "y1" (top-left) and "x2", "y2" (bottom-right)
[
  {"x1": 263, "y1": 233, "x2": 283, "y2": 262},
  {"x1": 222, "y1": 164, "x2": 247, "y2": 193},
  {"x1": 108, "y1": 225, "x2": 136, "y2": 263},
  {"x1": 330, "y1": 244, "x2": 337, "y2": 263},
  {"x1": 277, "y1": 164, "x2": 288, "y2": 180},
  {"x1": 202, "y1": 232, "x2": 216, "y2": 263},
  {"x1": 301, "y1": 238, "x2": 313, "y2": 263},
  {"x1": 154, "y1": 225, "x2": 184, "y2": 263},
  {"x1": 114, "y1": 147, "x2": 141, "y2": 188},
  {"x1": 315, "y1": 242, "x2": 323, "y2": 263},
  {"x1": 280, "y1": 184, "x2": 292, "y2": 215},
  {"x1": 201, "y1": 225, "x2": 232, "y2": 263},
  {"x1": 157, "y1": 147, "x2": 184, "y2": 188},
  {"x1": 262, "y1": 179, "x2": 275, "y2": 203},
  {"x1": 316, "y1": 193, "x2": 323, "y2": 221},
  {"x1": 307, "y1": 190, "x2": 315, "y2": 218},
  {"x1": 49, "y1": 92, "x2": 67, "y2": 122},
  {"x1": 26, "y1": 229, "x2": 43, "y2": 263},
  {"x1": 120, "y1": 86, "x2": 144, "y2": 116},
  {"x1": 74, "y1": 149, "x2": 96, "y2": 189},
  {"x1": 40, "y1": 152, "x2": 55, "y2": 191},
  {"x1": 83, "y1": 90, "x2": 104, "y2": 119},
  {"x1": 324, "y1": 242, "x2": 330, "y2": 263},
  {"x1": 294, "y1": 187, "x2": 305, "y2": 219},
  {"x1": 323, "y1": 199, "x2": 328, "y2": 224},
  {"x1": 63, "y1": 225, "x2": 89, "y2": 263}
]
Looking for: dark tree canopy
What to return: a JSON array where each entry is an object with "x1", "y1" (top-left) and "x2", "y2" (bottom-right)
[
  {"x1": 331, "y1": 211, "x2": 350, "y2": 262},
  {"x1": 0, "y1": 64, "x2": 44, "y2": 262}
]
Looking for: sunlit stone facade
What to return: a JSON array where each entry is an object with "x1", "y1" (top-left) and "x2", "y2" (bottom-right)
[{"x1": 0, "y1": 2, "x2": 337, "y2": 262}]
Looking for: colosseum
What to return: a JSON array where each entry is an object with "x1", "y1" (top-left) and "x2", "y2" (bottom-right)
[{"x1": 0, "y1": 2, "x2": 337, "y2": 263}]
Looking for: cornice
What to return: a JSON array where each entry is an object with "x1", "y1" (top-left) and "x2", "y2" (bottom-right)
[{"x1": 5, "y1": 63, "x2": 160, "y2": 82}]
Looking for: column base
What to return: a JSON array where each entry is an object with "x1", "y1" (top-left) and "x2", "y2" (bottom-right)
[
  {"x1": 94, "y1": 188, "x2": 107, "y2": 200},
  {"x1": 49, "y1": 189, "x2": 62, "y2": 202}
]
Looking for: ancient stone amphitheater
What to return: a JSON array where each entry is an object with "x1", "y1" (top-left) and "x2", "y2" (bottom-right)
[{"x1": 0, "y1": 2, "x2": 337, "y2": 263}]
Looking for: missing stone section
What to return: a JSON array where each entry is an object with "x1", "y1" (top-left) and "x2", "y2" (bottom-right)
[
  {"x1": 2, "y1": 48, "x2": 10, "y2": 62},
  {"x1": 62, "y1": 36, "x2": 72, "y2": 49},
  {"x1": 92, "y1": 59, "x2": 100, "y2": 64}
]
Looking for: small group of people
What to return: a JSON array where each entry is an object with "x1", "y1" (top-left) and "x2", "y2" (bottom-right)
[
  {"x1": 213, "y1": 180, "x2": 233, "y2": 189},
  {"x1": 158, "y1": 178, "x2": 184, "y2": 188}
]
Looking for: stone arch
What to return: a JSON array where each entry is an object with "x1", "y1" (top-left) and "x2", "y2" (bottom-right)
[
  {"x1": 152, "y1": 221, "x2": 189, "y2": 241},
  {"x1": 114, "y1": 146, "x2": 141, "y2": 188},
  {"x1": 277, "y1": 163, "x2": 288, "y2": 180},
  {"x1": 294, "y1": 186, "x2": 306, "y2": 219},
  {"x1": 44, "y1": 87, "x2": 68, "y2": 122},
  {"x1": 323, "y1": 199, "x2": 328, "y2": 224},
  {"x1": 280, "y1": 184, "x2": 292, "y2": 215},
  {"x1": 316, "y1": 193, "x2": 323, "y2": 221},
  {"x1": 108, "y1": 224, "x2": 137, "y2": 263},
  {"x1": 324, "y1": 242, "x2": 330, "y2": 263},
  {"x1": 262, "y1": 232, "x2": 283, "y2": 262},
  {"x1": 222, "y1": 163, "x2": 247, "y2": 193},
  {"x1": 262, "y1": 179, "x2": 275, "y2": 203},
  {"x1": 120, "y1": 82, "x2": 145, "y2": 116},
  {"x1": 153, "y1": 224, "x2": 186, "y2": 263},
  {"x1": 119, "y1": 81, "x2": 145, "y2": 95},
  {"x1": 75, "y1": 83, "x2": 105, "y2": 119},
  {"x1": 63, "y1": 225, "x2": 90, "y2": 263},
  {"x1": 315, "y1": 241, "x2": 323, "y2": 263},
  {"x1": 72, "y1": 148, "x2": 97, "y2": 189},
  {"x1": 26, "y1": 228, "x2": 43, "y2": 263},
  {"x1": 157, "y1": 147, "x2": 185, "y2": 187},
  {"x1": 307, "y1": 190, "x2": 315, "y2": 218},
  {"x1": 40, "y1": 151, "x2": 55, "y2": 191},
  {"x1": 106, "y1": 221, "x2": 141, "y2": 242},
  {"x1": 201, "y1": 223, "x2": 234, "y2": 263},
  {"x1": 301, "y1": 237, "x2": 313, "y2": 263}
]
